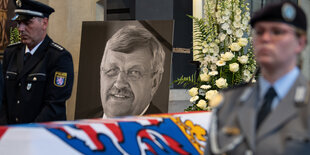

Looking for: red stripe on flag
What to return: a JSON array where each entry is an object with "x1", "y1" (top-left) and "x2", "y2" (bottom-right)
[
  {"x1": 105, "y1": 123, "x2": 124, "y2": 142},
  {"x1": 0, "y1": 127, "x2": 8, "y2": 140},
  {"x1": 78, "y1": 125, "x2": 104, "y2": 150}
]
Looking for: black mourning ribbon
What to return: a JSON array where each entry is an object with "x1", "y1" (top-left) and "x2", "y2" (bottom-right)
[
  {"x1": 24, "y1": 52, "x2": 32, "y2": 64},
  {"x1": 256, "y1": 87, "x2": 277, "y2": 130}
]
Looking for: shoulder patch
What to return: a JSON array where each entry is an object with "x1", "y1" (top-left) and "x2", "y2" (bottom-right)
[
  {"x1": 54, "y1": 72, "x2": 67, "y2": 87},
  {"x1": 7, "y1": 42, "x2": 22, "y2": 47},
  {"x1": 50, "y1": 42, "x2": 64, "y2": 51}
]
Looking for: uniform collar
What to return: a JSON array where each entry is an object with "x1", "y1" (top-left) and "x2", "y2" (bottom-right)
[
  {"x1": 25, "y1": 40, "x2": 43, "y2": 55},
  {"x1": 259, "y1": 67, "x2": 300, "y2": 100}
]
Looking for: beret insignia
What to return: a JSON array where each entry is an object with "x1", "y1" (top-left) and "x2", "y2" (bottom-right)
[{"x1": 282, "y1": 3, "x2": 296, "y2": 22}]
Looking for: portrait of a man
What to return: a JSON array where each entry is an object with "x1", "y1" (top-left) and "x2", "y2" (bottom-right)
[
  {"x1": 100, "y1": 26, "x2": 165, "y2": 118},
  {"x1": 75, "y1": 20, "x2": 173, "y2": 119}
]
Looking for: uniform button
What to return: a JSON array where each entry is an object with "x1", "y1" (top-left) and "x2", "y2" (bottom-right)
[
  {"x1": 15, "y1": 117, "x2": 19, "y2": 122},
  {"x1": 17, "y1": 100, "x2": 20, "y2": 104},
  {"x1": 33, "y1": 77, "x2": 37, "y2": 81},
  {"x1": 18, "y1": 83, "x2": 22, "y2": 86}
]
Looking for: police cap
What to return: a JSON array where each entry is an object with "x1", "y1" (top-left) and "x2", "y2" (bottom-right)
[
  {"x1": 250, "y1": 1, "x2": 307, "y2": 32},
  {"x1": 12, "y1": 0, "x2": 55, "y2": 21}
]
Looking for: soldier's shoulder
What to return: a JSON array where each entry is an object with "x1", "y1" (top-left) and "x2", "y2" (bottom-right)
[
  {"x1": 6, "y1": 42, "x2": 22, "y2": 48},
  {"x1": 49, "y1": 42, "x2": 65, "y2": 51}
]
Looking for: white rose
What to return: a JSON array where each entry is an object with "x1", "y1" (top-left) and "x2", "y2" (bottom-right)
[
  {"x1": 223, "y1": 16, "x2": 229, "y2": 21},
  {"x1": 222, "y1": 23, "x2": 229, "y2": 30},
  {"x1": 216, "y1": 60, "x2": 226, "y2": 66},
  {"x1": 235, "y1": 15, "x2": 241, "y2": 21},
  {"x1": 190, "y1": 96, "x2": 199, "y2": 103},
  {"x1": 235, "y1": 29, "x2": 244, "y2": 38},
  {"x1": 224, "y1": 10, "x2": 231, "y2": 16},
  {"x1": 196, "y1": 99, "x2": 207, "y2": 110},
  {"x1": 243, "y1": 70, "x2": 251, "y2": 82},
  {"x1": 233, "y1": 21, "x2": 241, "y2": 28},
  {"x1": 209, "y1": 71, "x2": 218, "y2": 76},
  {"x1": 200, "y1": 73, "x2": 211, "y2": 82},
  {"x1": 229, "y1": 63, "x2": 239, "y2": 72},
  {"x1": 200, "y1": 85, "x2": 211, "y2": 90},
  {"x1": 205, "y1": 90, "x2": 219, "y2": 100},
  {"x1": 230, "y1": 43, "x2": 241, "y2": 52},
  {"x1": 219, "y1": 33, "x2": 226, "y2": 41},
  {"x1": 238, "y1": 38, "x2": 248, "y2": 47},
  {"x1": 216, "y1": 78, "x2": 228, "y2": 88},
  {"x1": 238, "y1": 55, "x2": 248, "y2": 64},
  {"x1": 221, "y1": 52, "x2": 234, "y2": 61},
  {"x1": 188, "y1": 87, "x2": 199, "y2": 97},
  {"x1": 242, "y1": 18, "x2": 248, "y2": 25},
  {"x1": 202, "y1": 67, "x2": 208, "y2": 74},
  {"x1": 227, "y1": 29, "x2": 232, "y2": 34},
  {"x1": 236, "y1": 9, "x2": 242, "y2": 15},
  {"x1": 213, "y1": 45, "x2": 219, "y2": 54}
]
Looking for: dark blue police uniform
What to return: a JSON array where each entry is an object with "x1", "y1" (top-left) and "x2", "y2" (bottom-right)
[{"x1": 0, "y1": 0, "x2": 74, "y2": 124}]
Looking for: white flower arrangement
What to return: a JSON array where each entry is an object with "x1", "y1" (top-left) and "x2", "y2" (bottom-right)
[{"x1": 175, "y1": 0, "x2": 256, "y2": 111}]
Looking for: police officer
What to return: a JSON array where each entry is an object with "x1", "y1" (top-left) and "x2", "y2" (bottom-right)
[
  {"x1": 206, "y1": 1, "x2": 310, "y2": 155},
  {"x1": 0, "y1": 0, "x2": 74, "y2": 124}
]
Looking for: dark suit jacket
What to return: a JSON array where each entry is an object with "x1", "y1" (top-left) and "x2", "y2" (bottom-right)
[
  {"x1": 206, "y1": 74, "x2": 310, "y2": 155},
  {"x1": 0, "y1": 35, "x2": 74, "y2": 124},
  {"x1": 144, "y1": 102, "x2": 162, "y2": 115}
]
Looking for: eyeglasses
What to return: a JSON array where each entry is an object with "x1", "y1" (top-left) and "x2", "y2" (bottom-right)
[
  {"x1": 252, "y1": 28, "x2": 297, "y2": 40},
  {"x1": 101, "y1": 67, "x2": 151, "y2": 81}
]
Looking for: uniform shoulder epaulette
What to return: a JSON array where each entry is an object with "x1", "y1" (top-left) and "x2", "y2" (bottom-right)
[
  {"x1": 50, "y1": 42, "x2": 64, "y2": 51},
  {"x1": 7, "y1": 42, "x2": 22, "y2": 48}
]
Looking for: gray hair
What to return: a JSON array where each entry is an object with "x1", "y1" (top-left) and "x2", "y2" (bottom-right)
[{"x1": 103, "y1": 25, "x2": 165, "y2": 75}]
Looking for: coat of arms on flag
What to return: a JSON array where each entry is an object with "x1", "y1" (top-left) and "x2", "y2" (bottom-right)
[{"x1": 54, "y1": 72, "x2": 67, "y2": 87}]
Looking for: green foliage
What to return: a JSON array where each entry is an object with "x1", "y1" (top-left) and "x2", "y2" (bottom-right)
[
  {"x1": 172, "y1": 73, "x2": 199, "y2": 89},
  {"x1": 9, "y1": 27, "x2": 20, "y2": 44}
]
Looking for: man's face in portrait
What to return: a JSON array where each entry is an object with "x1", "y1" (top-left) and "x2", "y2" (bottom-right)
[{"x1": 100, "y1": 47, "x2": 156, "y2": 117}]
